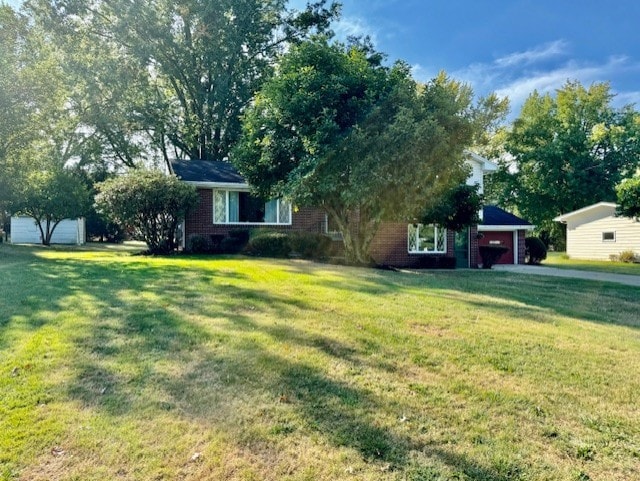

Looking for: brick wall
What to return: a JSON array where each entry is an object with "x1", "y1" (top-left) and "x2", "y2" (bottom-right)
[
  {"x1": 186, "y1": 188, "x2": 486, "y2": 268},
  {"x1": 517, "y1": 229, "x2": 526, "y2": 264},
  {"x1": 469, "y1": 225, "x2": 480, "y2": 268},
  {"x1": 184, "y1": 188, "x2": 327, "y2": 240},
  {"x1": 368, "y1": 222, "x2": 455, "y2": 268}
]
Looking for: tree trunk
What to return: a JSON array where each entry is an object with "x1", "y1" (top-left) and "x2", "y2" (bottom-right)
[{"x1": 326, "y1": 206, "x2": 380, "y2": 265}]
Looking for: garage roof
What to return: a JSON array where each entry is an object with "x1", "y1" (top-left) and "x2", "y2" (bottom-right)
[{"x1": 483, "y1": 205, "x2": 534, "y2": 228}]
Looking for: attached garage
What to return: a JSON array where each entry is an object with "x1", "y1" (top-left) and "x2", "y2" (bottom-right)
[
  {"x1": 478, "y1": 230, "x2": 515, "y2": 264},
  {"x1": 478, "y1": 206, "x2": 534, "y2": 265},
  {"x1": 10, "y1": 216, "x2": 86, "y2": 245}
]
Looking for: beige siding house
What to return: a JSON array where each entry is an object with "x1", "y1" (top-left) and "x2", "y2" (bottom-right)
[{"x1": 554, "y1": 202, "x2": 640, "y2": 260}]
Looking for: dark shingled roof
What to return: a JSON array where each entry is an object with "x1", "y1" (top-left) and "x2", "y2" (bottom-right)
[
  {"x1": 483, "y1": 205, "x2": 532, "y2": 226},
  {"x1": 170, "y1": 159, "x2": 246, "y2": 184}
]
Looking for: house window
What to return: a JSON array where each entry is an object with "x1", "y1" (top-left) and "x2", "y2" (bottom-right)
[
  {"x1": 602, "y1": 231, "x2": 616, "y2": 242},
  {"x1": 408, "y1": 224, "x2": 447, "y2": 254},
  {"x1": 213, "y1": 190, "x2": 292, "y2": 225},
  {"x1": 324, "y1": 214, "x2": 343, "y2": 240}
]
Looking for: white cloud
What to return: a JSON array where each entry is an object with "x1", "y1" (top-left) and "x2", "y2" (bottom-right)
[
  {"x1": 450, "y1": 39, "x2": 639, "y2": 117},
  {"x1": 611, "y1": 90, "x2": 640, "y2": 108},
  {"x1": 333, "y1": 16, "x2": 378, "y2": 44},
  {"x1": 494, "y1": 56, "x2": 633, "y2": 110},
  {"x1": 495, "y1": 40, "x2": 568, "y2": 68},
  {"x1": 411, "y1": 63, "x2": 437, "y2": 82}
]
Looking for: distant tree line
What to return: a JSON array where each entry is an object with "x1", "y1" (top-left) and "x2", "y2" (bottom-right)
[{"x1": 1, "y1": 2, "x2": 639, "y2": 257}]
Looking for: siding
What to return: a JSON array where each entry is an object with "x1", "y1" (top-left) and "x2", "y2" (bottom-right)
[
  {"x1": 10, "y1": 217, "x2": 85, "y2": 245},
  {"x1": 566, "y1": 215, "x2": 640, "y2": 260},
  {"x1": 466, "y1": 159, "x2": 484, "y2": 193}
]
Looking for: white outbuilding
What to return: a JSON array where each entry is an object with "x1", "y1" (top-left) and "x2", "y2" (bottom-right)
[
  {"x1": 10, "y1": 216, "x2": 86, "y2": 245},
  {"x1": 554, "y1": 202, "x2": 639, "y2": 260}
]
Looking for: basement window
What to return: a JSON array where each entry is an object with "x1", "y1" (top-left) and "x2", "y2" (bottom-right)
[{"x1": 602, "y1": 231, "x2": 616, "y2": 242}]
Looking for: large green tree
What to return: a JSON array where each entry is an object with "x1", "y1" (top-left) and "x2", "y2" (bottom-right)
[
  {"x1": 1, "y1": 5, "x2": 92, "y2": 224},
  {"x1": 489, "y1": 81, "x2": 640, "y2": 247},
  {"x1": 26, "y1": 0, "x2": 338, "y2": 168},
  {"x1": 234, "y1": 38, "x2": 500, "y2": 264}
]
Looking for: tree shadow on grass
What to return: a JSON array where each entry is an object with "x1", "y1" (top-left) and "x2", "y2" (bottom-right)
[
  {"x1": 1, "y1": 249, "x2": 546, "y2": 479},
  {"x1": 304, "y1": 265, "x2": 640, "y2": 330}
]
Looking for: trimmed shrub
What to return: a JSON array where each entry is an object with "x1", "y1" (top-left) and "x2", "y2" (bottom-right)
[
  {"x1": 244, "y1": 232, "x2": 291, "y2": 258},
  {"x1": 525, "y1": 237, "x2": 547, "y2": 264},
  {"x1": 220, "y1": 229, "x2": 251, "y2": 254},
  {"x1": 289, "y1": 232, "x2": 333, "y2": 260},
  {"x1": 209, "y1": 234, "x2": 225, "y2": 253},
  {"x1": 479, "y1": 245, "x2": 509, "y2": 269},
  {"x1": 186, "y1": 234, "x2": 210, "y2": 254},
  {"x1": 413, "y1": 256, "x2": 457, "y2": 269},
  {"x1": 95, "y1": 170, "x2": 197, "y2": 254},
  {"x1": 229, "y1": 228, "x2": 250, "y2": 243},
  {"x1": 618, "y1": 250, "x2": 638, "y2": 263}
]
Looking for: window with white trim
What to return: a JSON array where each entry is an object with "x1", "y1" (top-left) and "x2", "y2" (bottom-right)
[
  {"x1": 213, "y1": 190, "x2": 291, "y2": 225},
  {"x1": 602, "y1": 231, "x2": 616, "y2": 242},
  {"x1": 408, "y1": 224, "x2": 447, "y2": 253}
]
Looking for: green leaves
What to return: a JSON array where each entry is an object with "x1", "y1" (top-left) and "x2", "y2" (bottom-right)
[
  {"x1": 616, "y1": 176, "x2": 640, "y2": 220},
  {"x1": 9, "y1": 167, "x2": 91, "y2": 245},
  {"x1": 95, "y1": 171, "x2": 198, "y2": 253},
  {"x1": 25, "y1": 0, "x2": 339, "y2": 165},
  {"x1": 497, "y1": 81, "x2": 640, "y2": 246},
  {"x1": 234, "y1": 38, "x2": 496, "y2": 263}
]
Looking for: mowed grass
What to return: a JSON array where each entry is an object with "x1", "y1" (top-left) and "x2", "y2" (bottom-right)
[
  {"x1": 1, "y1": 244, "x2": 639, "y2": 481},
  {"x1": 544, "y1": 252, "x2": 640, "y2": 276}
]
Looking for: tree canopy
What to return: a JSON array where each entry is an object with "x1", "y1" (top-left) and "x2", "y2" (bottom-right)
[
  {"x1": 616, "y1": 176, "x2": 640, "y2": 220},
  {"x1": 25, "y1": 0, "x2": 339, "y2": 169},
  {"x1": 234, "y1": 37, "x2": 502, "y2": 263},
  {"x1": 488, "y1": 81, "x2": 640, "y2": 246}
]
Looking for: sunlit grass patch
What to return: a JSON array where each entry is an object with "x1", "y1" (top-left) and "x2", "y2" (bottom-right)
[
  {"x1": 544, "y1": 251, "x2": 640, "y2": 276},
  {"x1": 1, "y1": 244, "x2": 639, "y2": 480}
]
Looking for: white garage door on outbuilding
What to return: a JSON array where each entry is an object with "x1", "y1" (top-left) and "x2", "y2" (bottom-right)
[{"x1": 10, "y1": 216, "x2": 86, "y2": 245}]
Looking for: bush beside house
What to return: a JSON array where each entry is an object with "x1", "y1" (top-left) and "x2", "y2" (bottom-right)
[{"x1": 525, "y1": 237, "x2": 547, "y2": 264}]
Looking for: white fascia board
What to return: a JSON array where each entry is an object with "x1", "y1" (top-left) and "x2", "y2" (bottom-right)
[
  {"x1": 184, "y1": 181, "x2": 251, "y2": 190},
  {"x1": 478, "y1": 224, "x2": 535, "y2": 232},
  {"x1": 465, "y1": 150, "x2": 499, "y2": 172},
  {"x1": 553, "y1": 202, "x2": 617, "y2": 222}
]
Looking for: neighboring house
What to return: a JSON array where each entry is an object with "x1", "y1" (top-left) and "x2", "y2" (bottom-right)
[
  {"x1": 10, "y1": 216, "x2": 86, "y2": 245},
  {"x1": 171, "y1": 153, "x2": 531, "y2": 267},
  {"x1": 554, "y1": 202, "x2": 640, "y2": 260}
]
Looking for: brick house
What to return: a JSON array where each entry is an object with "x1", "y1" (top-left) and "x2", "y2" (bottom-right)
[{"x1": 170, "y1": 153, "x2": 533, "y2": 267}]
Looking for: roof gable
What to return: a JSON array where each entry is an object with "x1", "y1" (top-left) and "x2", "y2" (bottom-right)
[{"x1": 554, "y1": 202, "x2": 617, "y2": 223}]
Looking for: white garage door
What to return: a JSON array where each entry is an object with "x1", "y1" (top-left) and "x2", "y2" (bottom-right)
[{"x1": 11, "y1": 217, "x2": 85, "y2": 245}]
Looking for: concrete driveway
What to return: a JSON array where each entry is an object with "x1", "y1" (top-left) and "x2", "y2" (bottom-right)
[{"x1": 492, "y1": 264, "x2": 640, "y2": 287}]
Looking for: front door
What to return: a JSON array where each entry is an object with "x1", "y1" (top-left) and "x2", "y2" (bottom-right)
[{"x1": 454, "y1": 228, "x2": 469, "y2": 268}]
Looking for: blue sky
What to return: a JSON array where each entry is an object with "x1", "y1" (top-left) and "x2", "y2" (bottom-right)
[
  {"x1": 7, "y1": 0, "x2": 639, "y2": 118},
  {"x1": 297, "y1": 0, "x2": 640, "y2": 118}
]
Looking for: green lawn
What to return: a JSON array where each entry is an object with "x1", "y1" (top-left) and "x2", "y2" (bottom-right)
[
  {"x1": 1, "y1": 244, "x2": 639, "y2": 481},
  {"x1": 543, "y1": 251, "x2": 640, "y2": 276}
]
